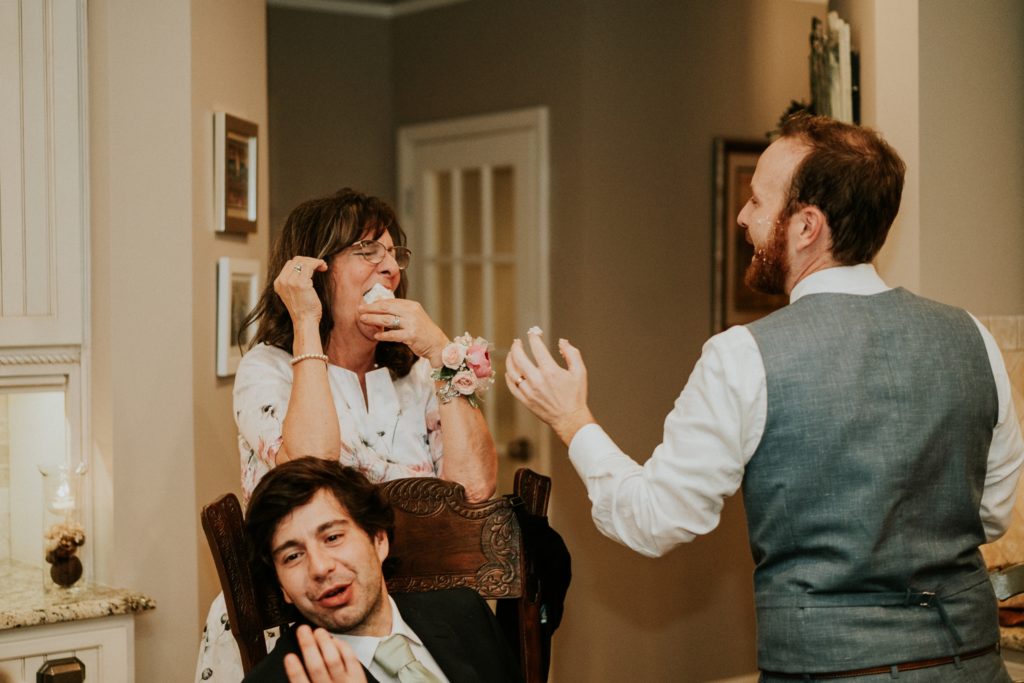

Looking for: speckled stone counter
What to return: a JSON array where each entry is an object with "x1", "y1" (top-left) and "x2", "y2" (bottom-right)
[
  {"x1": 0, "y1": 560, "x2": 155, "y2": 630},
  {"x1": 1002, "y1": 626, "x2": 1024, "y2": 652}
]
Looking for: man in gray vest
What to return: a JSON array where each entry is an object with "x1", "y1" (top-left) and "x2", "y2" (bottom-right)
[{"x1": 505, "y1": 113, "x2": 1024, "y2": 681}]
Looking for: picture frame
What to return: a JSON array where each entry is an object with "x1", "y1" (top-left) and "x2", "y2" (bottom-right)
[
  {"x1": 711, "y1": 138, "x2": 787, "y2": 332},
  {"x1": 217, "y1": 257, "x2": 261, "y2": 377},
  {"x1": 214, "y1": 112, "x2": 258, "y2": 234}
]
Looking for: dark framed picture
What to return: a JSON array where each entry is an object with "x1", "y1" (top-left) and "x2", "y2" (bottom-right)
[
  {"x1": 712, "y1": 138, "x2": 787, "y2": 332},
  {"x1": 214, "y1": 112, "x2": 258, "y2": 234}
]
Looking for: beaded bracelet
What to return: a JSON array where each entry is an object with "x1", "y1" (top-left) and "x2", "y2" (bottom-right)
[
  {"x1": 431, "y1": 333, "x2": 495, "y2": 409},
  {"x1": 290, "y1": 353, "x2": 329, "y2": 366}
]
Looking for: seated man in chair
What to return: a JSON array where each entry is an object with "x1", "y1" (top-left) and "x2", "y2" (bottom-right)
[{"x1": 242, "y1": 457, "x2": 524, "y2": 683}]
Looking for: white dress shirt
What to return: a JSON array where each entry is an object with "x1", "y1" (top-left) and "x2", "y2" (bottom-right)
[
  {"x1": 568, "y1": 264, "x2": 1024, "y2": 558},
  {"x1": 334, "y1": 596, "x2": 450, "y2": 683}
]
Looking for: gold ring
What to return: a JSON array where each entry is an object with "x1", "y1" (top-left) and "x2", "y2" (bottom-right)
[{"x1": 390, "y1": 315, "x2": 401, "y2": 330}]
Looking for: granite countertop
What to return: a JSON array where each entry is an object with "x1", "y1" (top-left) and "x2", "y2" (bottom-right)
[
  {"x1": 1003, "y1": 626, "x2": 1024, "y2": 652},
  {"x1": 0, "y1": 560, "x2": 155, "y2": 630}
]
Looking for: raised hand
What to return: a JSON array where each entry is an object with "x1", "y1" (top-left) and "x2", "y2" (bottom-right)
[
  {"x1": 283, "y1": 625, "x2": 367, "y2": 683},
  {"x1": 274, "y1": 257, "x2": 329, "y2": 328},
  {"x1": 358, "y1": 298, "x2": 449, "y2": 368},
  {"x1": 506, "y1": 331, "x2": 596, "y2": 445}
]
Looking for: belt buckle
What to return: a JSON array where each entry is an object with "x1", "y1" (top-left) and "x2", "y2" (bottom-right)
[{"x1": 917, "y1": 590, "x2": 937, "y2": 607}]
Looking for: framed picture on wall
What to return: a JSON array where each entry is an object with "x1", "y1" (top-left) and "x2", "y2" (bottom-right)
[
  {"x1": 216, "y1": 257, "x2": 261, "y2": 377},
  {"x1": 711, "y1": 138, "x2": 787, "y2": 332},
  {"x1": 214, "y1": 112, "x2": 258, "y2": 234}
]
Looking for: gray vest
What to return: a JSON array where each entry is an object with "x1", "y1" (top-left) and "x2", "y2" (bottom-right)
[{"x1": 744, "y1": 288, "x2": 999, "y2": 672}]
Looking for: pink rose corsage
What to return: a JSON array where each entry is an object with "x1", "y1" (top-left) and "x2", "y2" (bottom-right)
[{"x1": 432, "y1": 333, "x2": 495, "y2": 408}]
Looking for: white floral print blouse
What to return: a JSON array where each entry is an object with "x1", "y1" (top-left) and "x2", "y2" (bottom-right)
[{"x1": 234, "y1": 343, "x2": 444, "y2": 503}]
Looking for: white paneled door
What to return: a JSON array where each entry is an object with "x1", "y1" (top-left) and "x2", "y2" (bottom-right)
[{"x1": 399, "y1": 108, "x2": 549, "y2": 493}]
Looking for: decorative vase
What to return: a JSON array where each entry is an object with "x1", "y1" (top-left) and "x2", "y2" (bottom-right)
[{"x1": 40, "y1": 463, "x2": 87, "y2": 591}]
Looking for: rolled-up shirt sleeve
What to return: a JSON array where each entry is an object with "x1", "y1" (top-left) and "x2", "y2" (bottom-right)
[
  {"x1": 972, "y1": 317, "x2": 1024, "y2": 541},
  {"x1": 568, "y1": 325, "x2": 767, "y2": 557}
]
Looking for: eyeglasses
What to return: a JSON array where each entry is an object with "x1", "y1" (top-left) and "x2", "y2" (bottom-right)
[{"x1": 350, "y1": 240, "x2": 412, "y2": 270}]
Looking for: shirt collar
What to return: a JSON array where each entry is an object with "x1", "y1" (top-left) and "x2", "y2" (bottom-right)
[
  {"x1": 331, "y1": 596, "x2": 424, "y2": 670},
  {"x1": 789, "y1": 263, "x2": 890, "y2": 303}
]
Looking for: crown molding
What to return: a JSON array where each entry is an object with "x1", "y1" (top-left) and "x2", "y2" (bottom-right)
[{"x1": 0, "y1": 348, "x2": 81, "y2": 366}]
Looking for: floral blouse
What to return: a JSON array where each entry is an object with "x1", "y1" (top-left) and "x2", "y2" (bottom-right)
[{"x1": 234, "y1": 343, "x2": 444, "y2": 503}]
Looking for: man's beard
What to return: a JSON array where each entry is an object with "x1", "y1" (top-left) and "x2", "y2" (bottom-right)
[{"x1": 744, "y1": 218, "x2": 789, "y2": 296}]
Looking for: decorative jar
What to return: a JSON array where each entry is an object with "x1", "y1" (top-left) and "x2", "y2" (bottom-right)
[{"x1": 40, "y1": 463, "x2": 87, "y2": 591}]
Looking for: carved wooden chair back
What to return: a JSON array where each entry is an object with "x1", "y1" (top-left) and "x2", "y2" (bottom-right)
[
  {"x1": 201, "y1": 468, "x2": 553, "y2": 682},
  {"x1": 200, "y1": 491, "x2": 295, "y2": 674},
  {"x1": 498, "y1": 467, "x2": 554, "y2": 683}
]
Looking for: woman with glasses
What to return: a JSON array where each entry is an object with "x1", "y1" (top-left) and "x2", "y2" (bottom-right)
[
  {"x1": 194, "y1": 188, "x2": 497, "y2": 683},
  {"x1": 232, "y1": 187, "x2": 496, "y2": 504}
]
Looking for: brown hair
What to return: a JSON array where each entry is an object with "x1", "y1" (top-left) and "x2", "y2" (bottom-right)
[
  {"x1": 245, "y1": 457, "x2": 395, "y2": 571},
  {"x1": 239, "y1": 188, "x2": 415, "y2": 377},
  {"x1": 777, "y1": 113, "x2": 906, "y2": 265}
]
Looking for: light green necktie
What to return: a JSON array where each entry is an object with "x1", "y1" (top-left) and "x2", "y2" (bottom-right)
[{"x1": 372, "y1": 634, "x2": 443, "y2": 683}]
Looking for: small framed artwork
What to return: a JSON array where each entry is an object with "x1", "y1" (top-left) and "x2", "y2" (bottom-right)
[
  {"x1": 217, "y1": 257, "x2": 261, "y2": 377},
  {"x1": 711, "y1": 138, "x2": 787, "y2": 332},
  {"x1": 214, "y1": 112, "x2": 258, "y2": 234}
]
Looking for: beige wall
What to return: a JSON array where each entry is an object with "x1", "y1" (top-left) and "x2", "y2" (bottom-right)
[
  {"x1": 89, "y1": 0, "x2": 268, "y2": 679},
  {"x1": 268, "y1": 9, "x2": 395, "y2": 242},
  {"x1": 88, "y1": 0, "x2": 197, "y2": 679},
  {"x1": 919, "y1": 0, "x2": 1024, "y2": 314},
  {"x1": 192, "y1": 0, "x2": 272, "y2": 649}
]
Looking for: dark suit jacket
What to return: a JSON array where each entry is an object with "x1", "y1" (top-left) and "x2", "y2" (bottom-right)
[{"x1": 242, "y1": 588, "x2": 524, "y2": 683}]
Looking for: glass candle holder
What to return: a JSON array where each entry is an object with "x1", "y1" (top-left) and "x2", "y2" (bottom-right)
[{"x1": 40, "y1": 463, "x2": 87, "y2": 591}]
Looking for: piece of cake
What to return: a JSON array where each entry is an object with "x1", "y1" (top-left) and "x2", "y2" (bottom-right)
[{"x1": 363, "y1": 283, "x2": 395, "y2": 304}]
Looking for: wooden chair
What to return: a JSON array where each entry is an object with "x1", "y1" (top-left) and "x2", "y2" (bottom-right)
[{"x1": 201, "y1": 468, "x2": 555, "y2": 682}]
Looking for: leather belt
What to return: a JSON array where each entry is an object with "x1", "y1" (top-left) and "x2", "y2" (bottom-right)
[{"x1": 760, "y1": 643, "x2": 999, "y2": 680}]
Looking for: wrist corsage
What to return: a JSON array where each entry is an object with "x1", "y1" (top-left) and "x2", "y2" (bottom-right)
[{"x1": 432, "y1": 333, "x2": 495, "y2": 408}]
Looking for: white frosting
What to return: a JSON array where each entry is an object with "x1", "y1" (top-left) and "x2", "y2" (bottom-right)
[{"x1": 363, "y1": 283, "x2": 395, "y2": 304}]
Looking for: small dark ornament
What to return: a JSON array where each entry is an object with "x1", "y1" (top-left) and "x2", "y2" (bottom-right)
[
  {"x1": 49, "y1": 555, "x2": 83, "y2": 587},
  {"x1": 43, "y1": 522, "x2": 86, "y2": 588}
]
